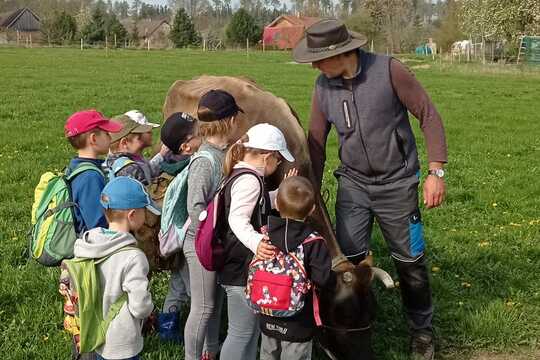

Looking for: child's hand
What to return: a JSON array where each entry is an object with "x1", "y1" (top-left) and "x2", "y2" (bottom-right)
[
  {"x1": 159, "y1": 144, "x2": 171, "y2": 157},
  {"x1": 283, "y1": 168, "x2": 298, "y2": 179},
  {"x1": 256, "y1": 236, "x2": 276, "y2": 260}
]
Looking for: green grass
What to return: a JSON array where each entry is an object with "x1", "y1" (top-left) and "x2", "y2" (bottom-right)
[{"x1": 0, "y1": 48, "x2": 539, "y2": 359}]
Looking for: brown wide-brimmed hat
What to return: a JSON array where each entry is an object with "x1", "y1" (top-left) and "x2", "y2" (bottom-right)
[{"x1": 293, "y1": 19, "x2": 368, "y2": 63}]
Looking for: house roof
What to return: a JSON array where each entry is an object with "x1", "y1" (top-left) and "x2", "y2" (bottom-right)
[
  {"x1": 0, "y1": 8, "x2": 40, "y2": 30},
  {"x1": 266, "y1": 15, "x2": 320, "y2": 29},
  {"x1": 121, "y1": 18, "x2": 170, "y2": 39}
]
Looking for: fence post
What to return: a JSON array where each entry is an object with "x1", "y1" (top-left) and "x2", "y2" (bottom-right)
[
  {"x1": 30, "y1": 33, "x2": 32, "y2": 48},
  {"x1": 262, "y1": 38, "x2": 265, "y2": 52},
  {"x1": 246, "y1": 38, "x2": 249, "y2": 56},
  {"x1": 81, "y1": 38, "x2": 83, "y2": 50},
  {"x1": 147, "y1": 38, "x2": 150, "y2": 51},
  {"x1": 114, "y1": 33, "x2": 117, "y2": 48}
]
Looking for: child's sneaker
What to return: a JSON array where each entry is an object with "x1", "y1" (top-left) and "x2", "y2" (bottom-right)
[{"x1": 410, "y1": 332, "x2": 434, "y2": 360}]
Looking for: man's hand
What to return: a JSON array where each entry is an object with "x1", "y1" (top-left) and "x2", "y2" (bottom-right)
[{"x1": 423, "y1": 175, "x2": 445, "y2": 209}]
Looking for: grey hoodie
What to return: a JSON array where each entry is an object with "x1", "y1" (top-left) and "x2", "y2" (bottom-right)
[{"x1": 74, "y1": 228, "x2": 154, "y2": 359}]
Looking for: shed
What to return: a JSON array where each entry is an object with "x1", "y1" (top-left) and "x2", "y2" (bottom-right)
[
  {"x1": 520, "y1": 36, "x2": 540, "y2": 64},
  {"x1": 0, "y1": 8, "x2": 41, "y2": 44},
  {"x1": 263, "y1": 15, "x2": 320, "y2": 50},
  {"x1": 122, "y1": 18, "x2": 172, "y2": 49}
]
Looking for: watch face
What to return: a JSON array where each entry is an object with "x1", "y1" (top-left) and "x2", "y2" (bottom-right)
[{"x1": 435, "y1": 169, "x2": 445, "y2": 177}]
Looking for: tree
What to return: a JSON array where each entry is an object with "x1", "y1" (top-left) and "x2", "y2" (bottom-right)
[
  {"x1": 131, "y1": 20, "x2": 140, "y2": 46},
  {"x1": 106, "y1": 13, "x2": 128, "y2": 45},
  {"x1": 226, "y1": 8, "x2": 261, "y2": 46},
  {"x1": 82, "y1": 5, "x2": 107, "y2": 42},
  {"x1": 169, "y1": 8, "x2": 201, "y2": 47},
  {"x1": 433, "y1": 0, "x2": 462, "y2": 52},
  {"x1": 45, "y1": 11, "x2": 78, "y2": 45}
]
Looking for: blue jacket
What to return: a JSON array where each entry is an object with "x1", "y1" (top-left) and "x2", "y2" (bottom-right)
[{"x1": 67, "y1": 157, "x2": 108, "y2": 234}]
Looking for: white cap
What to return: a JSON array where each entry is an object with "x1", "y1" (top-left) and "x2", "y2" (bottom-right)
[
  {"x1": 244, "y1": 123, "x2": 294, "y2": 162},
  {"x1": 125, "y1": 110, "x2": 160, "y2": 128}
]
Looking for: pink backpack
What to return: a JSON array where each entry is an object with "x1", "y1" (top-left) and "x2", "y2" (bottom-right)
[
  {"x1": 245, "y1": 232, "x2": 323, "y2": 325},
  {"x1": 195, "y1": 168, "x2": 263, "y2": 271}
]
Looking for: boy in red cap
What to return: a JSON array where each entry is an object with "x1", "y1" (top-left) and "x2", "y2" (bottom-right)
[{"x1": 64, "y1": 109, "x2": 123, "y2": 236}]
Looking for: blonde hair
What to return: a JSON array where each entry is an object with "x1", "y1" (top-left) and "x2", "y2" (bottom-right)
[
  {"x1": 223, "y1": 135, "x2": 273, "y2": 176},
  {"x1": 109, "y1": 133, "x2": 142, "y2": 153},
  {"x1": 276, "y1": 176, "x2": 315, "y2": 220},
  {"x1": 196, "y1": 106, "x2": 236, "y2": 138}
]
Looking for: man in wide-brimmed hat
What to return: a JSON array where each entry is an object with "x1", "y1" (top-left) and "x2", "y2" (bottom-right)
[{"x1": 294, "y1": 19, "x2": 448, "y2": 360}]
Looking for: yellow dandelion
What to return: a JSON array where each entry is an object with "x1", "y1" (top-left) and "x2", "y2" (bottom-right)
[
  {"x1": 432, "y1": 266, "x2": 440, "y2": 273},
  {"x1": 478, "y1": 241, "x2": 490, "y2": 247},
  {"x1": 461, "y1": 282, "x2": 472, "y2": 288},
  {"x1": 509, "y1": 223, "x2": 522, "y2": 227},
  {"x1": 492, "y1": 203, "x2": 498, "y2": 207}
]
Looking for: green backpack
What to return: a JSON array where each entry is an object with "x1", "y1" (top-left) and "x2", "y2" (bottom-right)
[
  {"x1": 61, "y1": 246, "x2": 139, "y2": 353},
  {"x1": 30, "y1": 162, "x2": 103, "y2": 266}
]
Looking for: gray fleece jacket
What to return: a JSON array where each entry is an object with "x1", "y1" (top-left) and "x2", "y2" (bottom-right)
[{"x1": 73, "y1": 228, "x2": 154, "y2": 359}]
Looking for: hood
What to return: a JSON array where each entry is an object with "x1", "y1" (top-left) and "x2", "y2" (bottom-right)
[
  {"x1": 161, "y1": 154, "x2": 190, "y2": 176},
  {"x1": 73, "y1": 227, "x2": 138, "y2": 259},
  {"x1": 68, "y1": 157, "x2": 104, "y2": 174},
  {"x1": 105, "y1": 152, "x2": 137, "y2": 169},
  {"x1": 267, "y1": 216, "x2": 313, "y2": 253}
]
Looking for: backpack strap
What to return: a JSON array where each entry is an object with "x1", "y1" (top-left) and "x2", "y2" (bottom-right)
[
  {"x1": 66, "y1": 162, "x2": 103, "y2": 182},
  {"x1": 221, "y1": 168, "x2": 266, "y2": 224},
  {"x1": 94, "y1": 245, "x2": 141, "y2": 265},
  {"x1": 189, "y1": 150, "x2": 221, "y2": 195},
  {"x1": 302, "y1": 232, "x2": 324, "y2": 327}
]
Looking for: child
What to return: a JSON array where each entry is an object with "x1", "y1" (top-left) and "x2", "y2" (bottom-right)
[
  {"x1": 60, "y1": 176, "x2": 156, "y2": 360},
  {"x1": 124, "y1": 110, "x2": 166, "y2": 176},
  {"x1": 259, "y1": 176, "x2": 333, "y2": 360},
  {"x1": 106, "y1": 115, "x2": 168, "y2": 185},
  {"x1": 182, "y1": 90, "x2": 241, "y2": 360},
  {"x1": 65, "y1": 109, "x2": 123, "y2": 235},
  {"x1": 159, "y1": 112, "x2": 200, "y2": 339},
  {"x1": 218, "y1": 123, "x2": 295, "y2": 360}
]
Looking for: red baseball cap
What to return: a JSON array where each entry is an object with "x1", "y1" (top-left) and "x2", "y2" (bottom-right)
[{"x1": 64, "y1": 109, "x2": 123, "y2": 138}]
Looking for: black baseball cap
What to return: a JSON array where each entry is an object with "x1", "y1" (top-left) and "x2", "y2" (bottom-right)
[
  {"x1": 160, "y1": 112, "x2": 196, "y2": 154},
  {"x1": 197, "y1": 89, "x2": 244, "y2": 122}
]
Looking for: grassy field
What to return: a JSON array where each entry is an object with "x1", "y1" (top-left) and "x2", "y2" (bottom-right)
[{"x1": 0, "y1": 47, "x2": 539, "y2": 360}]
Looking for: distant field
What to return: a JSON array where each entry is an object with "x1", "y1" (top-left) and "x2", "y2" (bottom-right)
[{"x1": 0, "y1": 48, "x2": 539, "y2": 360}]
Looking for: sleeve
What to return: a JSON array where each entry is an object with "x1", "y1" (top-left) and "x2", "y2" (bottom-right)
[
  {"x1": 71, "y1": 171, "x2": 108, "y2": 230},
  {"x1": 187, "y1": 157, "x2": 217, "y2": 235},
  {"x1": 306, "y1": 238, "x2": 334, "y2": 289},
  {"x1": 307, "y1": 88, "x2": 332, "y2": 190},
  {"x1": 116, "y1": 163, "x2": 148, "y2": 185},
  {"x1": 390, "y1": 59, "x2": 448, "y2": 163},
  {"x1": 148, "y1": 153, "x2": 164, "y2": 178},
  {"x1": 228, "y1": 174, "x2": 265, "y2": 255},
  {"x1": 122, "y1": 252, "x2": 154, "y2": 319}
]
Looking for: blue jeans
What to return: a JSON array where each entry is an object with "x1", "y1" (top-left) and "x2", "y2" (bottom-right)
[{"x1": 96, "y1": 355, "x2": 139, "y2": 360}]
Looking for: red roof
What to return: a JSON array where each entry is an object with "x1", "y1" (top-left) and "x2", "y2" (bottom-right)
[{"x1": 267, "y1": 15, "x2": 320, "y2": 29}]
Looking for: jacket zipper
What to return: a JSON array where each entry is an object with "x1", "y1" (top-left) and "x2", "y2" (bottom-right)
[
  {"x1": 350, "y1": 90, "x2": 374, "y2": 174},
  {"x1": 342, "y1": 101, "x2": 351, "y2": 128}
]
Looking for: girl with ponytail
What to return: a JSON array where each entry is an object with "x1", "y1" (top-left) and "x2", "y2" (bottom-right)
[{"x1": 217, "y1": 123, "x2": 296, "y2": 360}]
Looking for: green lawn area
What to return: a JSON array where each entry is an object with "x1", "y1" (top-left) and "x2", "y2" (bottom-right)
[{"x1": 0, "y1": 48, "x2": 539, "y2": 359}]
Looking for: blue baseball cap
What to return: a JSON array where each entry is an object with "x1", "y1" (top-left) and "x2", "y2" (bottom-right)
[{"x1": 101, "y1": 176, "x2": 161, "y2": 215}]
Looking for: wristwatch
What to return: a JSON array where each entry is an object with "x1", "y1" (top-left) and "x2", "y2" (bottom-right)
[{"x1": 428, "y1": 168, "x2": 445, "y2": 178}]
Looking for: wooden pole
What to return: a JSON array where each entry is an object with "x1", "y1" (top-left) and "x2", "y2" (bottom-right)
[
  {"x1": 114, "y1": 33, "x2": 117, "y2": 48},
  {"x1": 30, "y1": 33, "x2": 32, "y2": 48},
  {"x1": 246, "y1": 38, "x2": 249, "y2": 56},
  {"x1": 81, "y1": 38, "x2": 83, "y2": 50},
  {"x1": 370, "y1": 39, "x2": 374, "y2": 52},
  {"x1": 262, "y1": 38, "x2": 265, "y2": 52},
  {"x1": 16, "y1": 30, "x2": 20, "y2": 46},
  {"x1": 203, "y1": 37, "x2": 206, "y2": 52},
  {"x1": 105, "y1": 36, "x2": 109, "y2": 56},
  {"x1": 517, "y1": 37, "x2": 522, "y2": 64},
  {"x1": 147, "y1": 38, "x2": 150, "y2": 51}
]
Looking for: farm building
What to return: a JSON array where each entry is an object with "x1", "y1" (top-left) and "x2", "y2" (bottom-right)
[
  {"x1": 263, "y1": 15, "x2": 320, "y2": 50},
  {"x1": 0, "y1": 7, "x2": 41, "y2": 45},
  {"x1": 122, "y1": 18, "x2": 172, "y2": 49}
]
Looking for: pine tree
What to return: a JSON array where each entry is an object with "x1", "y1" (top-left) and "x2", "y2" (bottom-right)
[
  {"x1": 49, "y1": 11, "x2": 78, "y2": 44},
  {"x1": 169, "y1": 8, "x2": 201, "y2": 47},
  {"x1": 225, "y1": 8, "x2": 261, "y2": 46}
]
